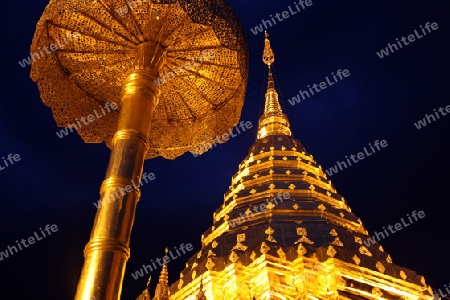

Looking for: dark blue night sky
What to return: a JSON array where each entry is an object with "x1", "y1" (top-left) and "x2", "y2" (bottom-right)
[{"x1": 1, "y1": 0, "x2": 449, "y2": 299}]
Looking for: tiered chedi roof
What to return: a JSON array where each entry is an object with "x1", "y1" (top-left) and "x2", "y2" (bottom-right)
[{"x1": 158, "y1": 32, "x2": 435, "y2": 299}]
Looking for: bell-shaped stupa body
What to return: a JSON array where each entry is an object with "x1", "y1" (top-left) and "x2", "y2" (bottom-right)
[{"x1": 164, "y1": 32, "x2": 435, "y2": 299}]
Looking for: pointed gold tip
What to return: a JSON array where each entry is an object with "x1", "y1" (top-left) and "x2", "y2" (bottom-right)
[
  {"x1": 146, "y1": 275, "x2": 151, "y2": 288},
  {"x1": 165, "y1": 247, "x2": 169, "y2": 255},
  {"x1": 263, "y1": 31, "x2": 274, "y2": 66}
]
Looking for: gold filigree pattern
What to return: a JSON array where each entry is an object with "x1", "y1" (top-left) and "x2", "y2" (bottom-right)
[
  {"x1": 332, "y1": 237, "x2": 343, "y2": 247},
  {"x1": 372, "y1": 287, "x2": 383, "y2": 297},
  {"x1": 229, "y1": 251, "x2": 239, "y2": 263},
  {"x1": 386, "y1": 255, "x2": 392, "y2": 263},
  {"x1": 297, "y1": 228, "x2": 307, "y2": 236},
  {"x1": 400, "y1": 270, "x2": 407, "y2": 280},
  {"x1": 297, "y1": 243, "x2": 307, "y2": 256},
  {"x1": 265, "y1": 226, "x2": 277, "y2": 242},
  {"x1": 237, "y1": 234, "x2": 245, "y2": 243},
  {"x1": 205, "y1": 258, "x2": 216, "y2": 271},
  {"x1": 212, "y1": 240, "x2": 218, "y2": 249},
  {"x1": 277, "y1": 247, "x2": 286, "y2": 260},
  {"x1": 260, "y1": 242, "x2": 270, "y2": 254},
  {"x1": 376, "y1": 261, "x2": 385, "y2": 273},
  {"x1": 359, "y1": 246, "x2": 372, "y2": 257},
  {"x1": 327, "y1": 245, "x2": 337, "y2": 258},
  {"x1": 31, "y1": 0, "x2": 248, "y2": 160}
]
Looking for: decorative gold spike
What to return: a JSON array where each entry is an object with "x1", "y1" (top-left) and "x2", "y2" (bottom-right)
[
  {"x1": 257, "y1": 32, "x2": 292, "y2": 139},
  {"x1": 212, "y1": 240, "x2": 218, "y2": 249},
  {"x1": 297, "y1": 243, "x2": 307, "y2": 256},
  {"x1": 372, "y1": 287, "x2": 383, "y2": 297},
  {"x1": 229, "y1": 251, "x2": 239, "y2": 263},
  {"x1": 332, "y1": 237, "x2": 344, "y2": 247},
  {"x1": 205, "y1": 258, "x2": 215, "y2": 271},
  {"x1": 260, "y1": 242, "x2": 271, "y2": 253},
  {"x1": 297, "y1": 228, "x2": 308, "y2": 236},
  {"x1": 386, "y1": 254, "x2": 393, "y2": 263},
  {"x1": 376, "y1": 261, "x2": 385, "y2": 273},
  {"x1": 277, "y1": 247, "x2": 287, "y2": 260},
  {"x1": 359, "y1": 246, "x2": 373, "y2": 257},
  {"x1": 153, "y1": 248, "x2": 170, "y2": 300},
  {"x1": 353, "y1": 255, "x2": 361, "y2": 265},
  {"x1": 400, "y1": 270, "x2": 407, "y2": 280},
  {"x1": 327, "y1": 245, "x2": 337, "y2": 257}
]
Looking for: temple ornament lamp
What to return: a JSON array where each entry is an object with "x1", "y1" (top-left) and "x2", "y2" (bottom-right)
[{"x1": 29, "y1": 0, "x2": 248, "y2": 299}]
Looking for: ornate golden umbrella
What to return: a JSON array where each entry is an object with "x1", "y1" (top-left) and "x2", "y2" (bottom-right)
[{"x1": 30, "y1": 0, "x2": 248, "y2": 299}]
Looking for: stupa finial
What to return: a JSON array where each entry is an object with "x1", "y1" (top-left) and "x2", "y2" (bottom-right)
[
  {"x1": 152, "y1": 248, "x2": 170, "y2": 300},
  {"x1": 257, "y1": 32, "x2": 292, "y2": 139}
]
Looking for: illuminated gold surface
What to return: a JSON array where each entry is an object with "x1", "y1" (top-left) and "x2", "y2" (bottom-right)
[
  {"x1": 136, "y1": 276, "x2": 152, "y2": 300},
  {"x1": 153, "y1": 248, "x2": 170, "y2": 300},
  {"x1": 30, "y1": 1, "x2": 248, "y2": 300},
  {"x1": 75, "y1": 69, "x2": 157, "y2": 300},
  {"x1": 164, "y1": 34, "x2": 435, "y2": 299},
  {"x1": 30, "y1": 0, "x2": 248, "y2": 159}
]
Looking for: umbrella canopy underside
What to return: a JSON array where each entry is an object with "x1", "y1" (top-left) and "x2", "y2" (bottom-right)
[{"x1": 31, "y1": 0, "x2": 248, "y2": 159}]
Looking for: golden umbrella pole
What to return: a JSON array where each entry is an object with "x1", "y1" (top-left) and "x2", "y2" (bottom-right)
[
  {"x1": 75, "y1": 42, "x2": 165, "y2": 300},
  {"x1": 30, "y1": 1, "x2": 248, "y2": 299}
]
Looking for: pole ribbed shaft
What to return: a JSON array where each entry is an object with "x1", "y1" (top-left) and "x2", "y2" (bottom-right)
[{"x1": 75, "y1": 69, "x2": 159, "y2": 300}]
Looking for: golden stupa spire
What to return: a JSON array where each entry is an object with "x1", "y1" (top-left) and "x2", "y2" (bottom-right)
[
  {"x1": 135, "y1": 276, "x2": 152, "y2": 300},
  {"x1": 152, "y1": 248, "x2": 169, "y2": 300},
  {"x1": 257, "y1": 31, "x2": 292, "y2": 139},
  {"x1": 195, "y1": 276, "x2": 206, "y2": 300}
]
